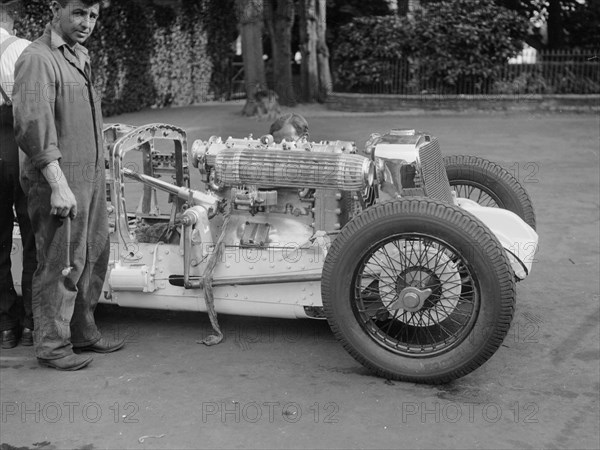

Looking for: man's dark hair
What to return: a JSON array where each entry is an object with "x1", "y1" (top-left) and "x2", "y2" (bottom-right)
[
  {"x1": 269, "y1": 113, "x2": 309, "y2": 139},
  {"x1": 55, "y1": 0, "x2": 102, "y2": 7}
]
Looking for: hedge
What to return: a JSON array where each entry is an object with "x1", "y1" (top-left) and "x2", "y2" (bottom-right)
[
  {"x1": 15, "y1": 0, "x2": 236, "y2": 116},
  {"x1": 332, "y1": 0, "x2": 529, "y2": 94}
]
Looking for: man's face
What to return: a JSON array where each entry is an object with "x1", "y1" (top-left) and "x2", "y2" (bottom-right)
[
  {"x1": 52, "y1": 1, "x2": 99, "y2": 46},
  {"x1": 273, "y1": 123, "x2": 300, "y2": 144}
]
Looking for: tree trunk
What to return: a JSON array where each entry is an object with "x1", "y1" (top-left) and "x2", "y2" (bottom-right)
[
  {"x1": 315, "y1": 0, "x2": 332, "y2": 102},
  {"x1": 298, "y1": 0, "x2": 319, "y2": 102},
  {"x1": 236, "y1": 0, "x2": 267, "y2": 115},
  {"x1": 264, "y1": 0, "x2": 296, "y2": 106},
  {"x1": 547, "y1": 0, "x2": 565, "y2": 49},
  {"x1": 397, "y1": 0, "x2": 409, "y2": 16}
]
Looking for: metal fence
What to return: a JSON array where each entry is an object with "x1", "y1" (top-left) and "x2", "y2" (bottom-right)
[{"x1": 341, "y1": 50, "x2": 600, "y2": 95}]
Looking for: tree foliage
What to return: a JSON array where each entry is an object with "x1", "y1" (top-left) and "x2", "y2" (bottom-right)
[
  {"x1": 412, "y1": 0, "x2": 529, "y2": 84},
  {"x1": 326, "y1": 0, "x2": 391, "y2": 46},
  {"x1": 326, "y1": 0, "x2": 391, "y2": 27},
  {"x1": 333, "y1": 0, "x2": 529, "y2": 92},
  {"x1": 332, "y1": 16, "x2": 412, "y2": 92},
  {"x1": 91, "y1": 1, "x2": 157, "y2": 115},
  {"x1": 13, "y1": 0, "x2": 50, "y2": 41},
  {"x1": 494, "y1": 0, "x2": 600, "y2": 50},
  {"x1": 201, "y1": 0, "x2": 239, "y2": 100},
  {"x1": 562, "y1": 0, "x2": 600, "y2": 49},
  {"x1": 14, "y1": 0, "x2": 232, "y2": 116},
  {"x1": 424, "y1": 0, "x2": 599, "y2": 50}
]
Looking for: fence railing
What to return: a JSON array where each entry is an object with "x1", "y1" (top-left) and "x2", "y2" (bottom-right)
[{"x1": 338, "y1": 50, "x2": 600, "y2": 96}]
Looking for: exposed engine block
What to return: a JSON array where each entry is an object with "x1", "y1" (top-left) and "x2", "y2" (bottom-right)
[
  {"x1": 192, "y1": 136, "x2": 375, "y2": 235},
  {"x1": 193, "y1": 136, "x2": 373, "y2": 189}
]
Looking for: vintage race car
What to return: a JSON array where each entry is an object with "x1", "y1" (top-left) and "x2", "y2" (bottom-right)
[{"x1": 11, "y1": 123, "x2": 538, "y2": 383}]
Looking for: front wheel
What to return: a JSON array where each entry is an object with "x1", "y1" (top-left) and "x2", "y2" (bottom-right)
[
  {"x1": 322, "y1": 199, "x2": 516, "y2": 384},
  {"x1": 445, "y1": 155, "x2": 536, "y2": 230}
]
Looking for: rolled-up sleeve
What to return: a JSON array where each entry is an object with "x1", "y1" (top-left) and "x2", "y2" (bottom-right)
[{"x1": 13, "y1": 52, "x2": 62, "y2": 169}]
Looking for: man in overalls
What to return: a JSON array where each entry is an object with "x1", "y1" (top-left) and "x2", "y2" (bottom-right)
[{"x1": 13, "y1": 0, "x2": 124, "y2": 370}]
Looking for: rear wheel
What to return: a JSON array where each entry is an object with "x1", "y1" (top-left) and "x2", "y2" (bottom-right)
[
  {"x1": 444, "y1": 155, "x2": 536, "y2": 230},
  {"x1": 322, "y1": 199, "x2": 516, "y2": 384}
]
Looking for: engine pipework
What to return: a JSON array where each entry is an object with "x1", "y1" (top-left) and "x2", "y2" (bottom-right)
[{"x1": 122, "y1": 168, "x2": 219, "y2": 216}]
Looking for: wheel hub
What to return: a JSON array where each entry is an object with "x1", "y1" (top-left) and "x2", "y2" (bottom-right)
[
  {"x1": 389, "y1": 286, "x2": 433, "y2": 312},
  {"x1": 365, "y1": 240, "x2": 463, "y2": 326}
]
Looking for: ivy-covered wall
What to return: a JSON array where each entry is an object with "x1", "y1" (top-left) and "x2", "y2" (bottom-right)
[{"x1": 15, "y1": 0, "x2": 235, "y2": 116}]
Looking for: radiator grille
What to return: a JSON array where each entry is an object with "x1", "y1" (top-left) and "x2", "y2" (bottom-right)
[{"x1": 418, "y1": 140, "x2": 453, "y2": 203}]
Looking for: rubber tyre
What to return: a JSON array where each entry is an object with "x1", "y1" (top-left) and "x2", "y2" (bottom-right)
[
  {"x1": 322, "y1": 198, "x2": 516, "y2": 384},
  {"x1": 444, "y1": 155, "x2": 536, "y2": 230}
]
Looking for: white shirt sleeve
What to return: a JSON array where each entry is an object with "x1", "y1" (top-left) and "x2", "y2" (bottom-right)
[{"x1": 0, "y1": 35, "x2": 31, "y2": 105}]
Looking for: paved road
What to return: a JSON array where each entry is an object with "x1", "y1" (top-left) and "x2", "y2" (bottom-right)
[{"x1": 1, "y1": 104, "x2": 598, "y2": 449}]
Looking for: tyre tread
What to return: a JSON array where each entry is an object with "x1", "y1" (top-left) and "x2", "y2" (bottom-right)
[
  {"x1": 444, "y1": 154, "x2": 536, "y2": 230},
  {"x1": 322, "y1": 198, "x2": 515, "y2": 384}
]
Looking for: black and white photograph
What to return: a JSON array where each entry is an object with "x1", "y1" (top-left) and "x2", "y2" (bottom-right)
[{"x1": 0, "y1": 0, "x2": 598, "y2": 449}]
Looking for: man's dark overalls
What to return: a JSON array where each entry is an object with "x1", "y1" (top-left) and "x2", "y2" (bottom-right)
[{"x1": 14, "y1": 25, "x2": 110, "y2": 360}]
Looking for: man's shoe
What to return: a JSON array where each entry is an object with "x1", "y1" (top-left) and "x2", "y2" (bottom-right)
[
  {"x1": 77, "y1": 336, "x2": 125, "y2": 354},
  {"x1": 0, "y1": 330, "x2": 18, "y2": 349},
  {"x1": 38, "y1": 354, "x2": 93, "y2": 371},
  {"x1": 21, "y1": 327, "x2": 33, "y2": 346}
]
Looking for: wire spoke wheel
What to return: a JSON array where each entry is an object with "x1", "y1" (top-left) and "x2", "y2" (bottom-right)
[
  {"x1": 450, "y1": 182, "x2": 501, "y2": 208},
  {"x1": 322, "y1": 199, "x2": 516, "y2": 384},
  {"x1": 444, "y1": 155, "x2": 536, "y2": 229},
  {"x1": 356, "y1": 235, "x2": 478, "y2": 357}
]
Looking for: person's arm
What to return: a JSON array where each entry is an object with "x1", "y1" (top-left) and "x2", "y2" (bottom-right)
[
  {"x1": 41, "y1": 161, "x2": 77, "y2": 218},
  {"x1": 13, "y1": 51, "x2": 77, "y2": 218}
]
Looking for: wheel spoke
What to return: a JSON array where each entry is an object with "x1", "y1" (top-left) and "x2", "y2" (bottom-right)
[
  {"x1": 352, "y1": 232, "x2": 480, "y2": 357},
  {"x1": 451, "y1": 181, "x2": 501, "y2": 208}
]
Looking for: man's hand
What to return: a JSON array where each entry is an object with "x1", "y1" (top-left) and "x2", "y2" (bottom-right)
[
  {"x1": 42, "y1": 161, "x2": 78, "y2": 218},
  {"x1": 49, "y1": 183, "x2": 77, "y2": 218}
]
